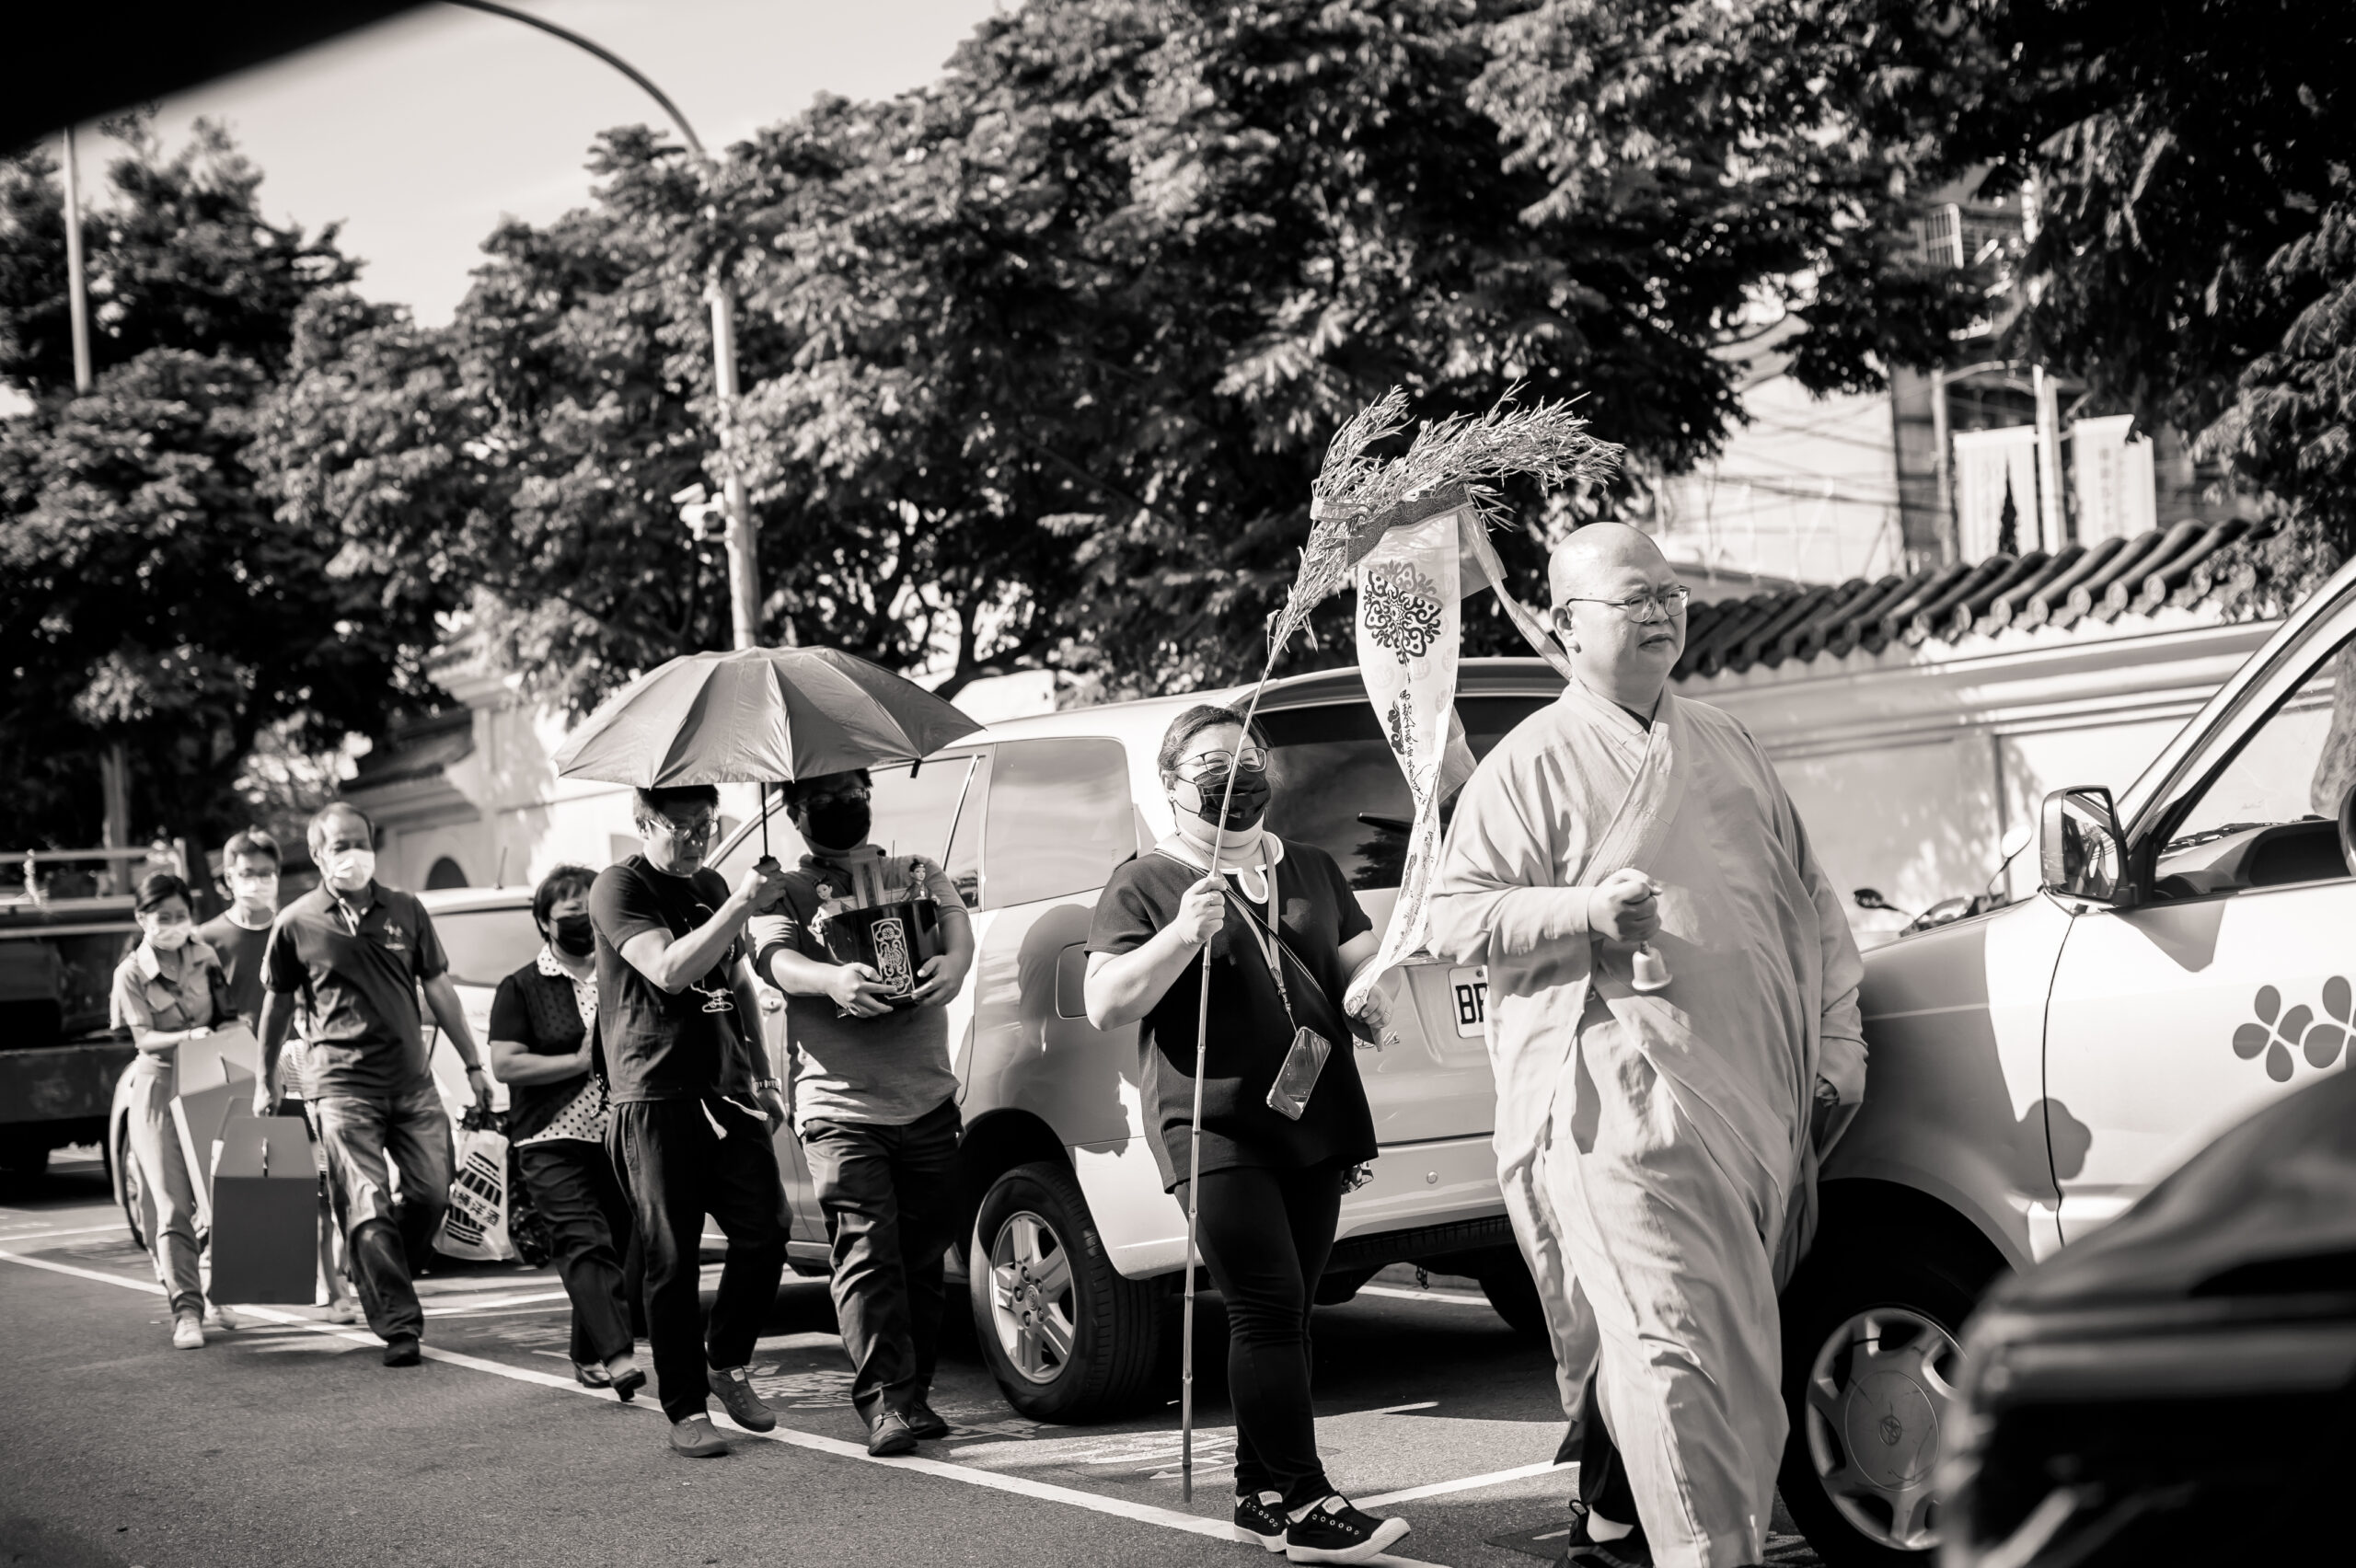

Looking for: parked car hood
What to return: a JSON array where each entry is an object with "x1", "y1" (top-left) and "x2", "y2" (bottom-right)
[{"x1": 1999, "y1": 1066, "x2": 2356, "y2": 1312}]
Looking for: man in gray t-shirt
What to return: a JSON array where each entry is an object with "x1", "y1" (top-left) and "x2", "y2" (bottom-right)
[{"x1": 748, "y1": 768, "x2": 974, "y2": 1456}]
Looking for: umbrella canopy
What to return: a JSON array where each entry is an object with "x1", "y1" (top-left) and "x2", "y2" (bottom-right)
[{"x1": 551, "y1": 647, "x2": 984, "y2": 788}]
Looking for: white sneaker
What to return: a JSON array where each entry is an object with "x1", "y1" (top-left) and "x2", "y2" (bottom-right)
[
  {"x1": 205, "y1": 1302, "x2": 240, "y2": 1331},
  {"x1": 171, "y1": 1311, "x2": 205, "y2": 1350},
  {"x1": 324, "y1": 1297, "x2": 362, "y2": 1324}
]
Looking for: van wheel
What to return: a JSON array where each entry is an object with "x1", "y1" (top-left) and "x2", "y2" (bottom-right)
[
  {"x1": 1777, "y1": 1240, "x2": 1991, "y2": 1567},
  {"x1": 116, "y1": 1119, "x2": 148, "y2": 1252},
  {"x1": 1469, "y1": 1248, "x2": 1549, "y2": 1343},
  {"x1": 969, "y1": 1160, "x2": 1161, "y2": 1423}
]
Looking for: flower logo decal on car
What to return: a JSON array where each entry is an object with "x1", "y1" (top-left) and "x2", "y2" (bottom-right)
[
  {"x1": 1362, "y1": 560, "x2": 1444, "y2": 664},
  {"x1": 2233, "y1": 977, "x2": 2351, "y2": 1082}
]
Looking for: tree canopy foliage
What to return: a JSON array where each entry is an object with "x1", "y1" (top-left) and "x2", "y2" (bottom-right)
[
  {"x1": 272, "y1": 0, "x2": 1976, "y2": 710},
  {"x1": 1898, "y1": 0, "x2": 2356, "y2": 592},
  {"x1": 0, "y1": 121, "x2": 424, "y2": 851}
]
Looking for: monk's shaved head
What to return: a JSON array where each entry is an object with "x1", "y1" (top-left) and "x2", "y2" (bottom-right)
[{"x1": 1548, "y1": 522, "x2": 1672, "y2": 607}]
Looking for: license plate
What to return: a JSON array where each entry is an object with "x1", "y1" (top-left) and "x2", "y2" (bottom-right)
[{"x1": 1447, "y1": 966, "x2": 1488, "y2": 1038}]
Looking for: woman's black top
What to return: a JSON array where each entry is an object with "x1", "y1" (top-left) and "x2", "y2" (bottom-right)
[
  {"x1": 1087, "y1": 838, "x2": 1379, "y2": 1191},
  {"x1": 488, "y1": 960, "x2": 601, "y2": 1145}
]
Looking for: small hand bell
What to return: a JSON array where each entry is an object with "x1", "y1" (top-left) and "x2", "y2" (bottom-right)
[{"x1": 1631, "y1": 944, "x2": 1672, "y2": 994}]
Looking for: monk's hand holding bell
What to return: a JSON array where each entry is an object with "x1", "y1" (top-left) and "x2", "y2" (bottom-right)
[
  {"x1": 1588, "y1": 867, "x2": 1660, "y2": 943},
  {"x1": 1174, "y1": 874, "x2": 1226, "y2": 948}
]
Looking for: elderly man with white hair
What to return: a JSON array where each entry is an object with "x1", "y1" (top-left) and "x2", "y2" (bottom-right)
[
  {"x1": 1428, "y1": 524, "x2": 1865, "y2": 1568},
  {"x1": 254, "y1": 802, "x2": 492, "y2": 1367}
]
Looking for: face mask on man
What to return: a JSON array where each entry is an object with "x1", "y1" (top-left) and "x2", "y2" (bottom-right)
[
  {"x1": 324, "y1": 847, "x2": 376, "y2": 894},
  {"x1": 1170, "y1": 765, "x2": 1271, "y2": 834},
  {"x1": 147, "y1": 919, "x2": 193, "y2": 951},
  {"x1": 549, "y1": 913, "x2": 595, "y2": 958},
  {"x1": 803, "y1": 798, "x2": 872, "y2": 852}
]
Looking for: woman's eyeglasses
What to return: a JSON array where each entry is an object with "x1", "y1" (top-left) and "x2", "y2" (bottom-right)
[
  {"x1": 1557, "y1": 585, "x2": 1692, "y2": 622},
  {"x1": 1178, "y1": 746, "x2": 1269, "y2": 778}
]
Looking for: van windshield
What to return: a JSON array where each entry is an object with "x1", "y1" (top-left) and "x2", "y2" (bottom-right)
[{"x1": 1262, "y1": 694, "x2": 1554, "y2": 890}]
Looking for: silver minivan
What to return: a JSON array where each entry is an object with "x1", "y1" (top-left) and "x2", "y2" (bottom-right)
[{"x1": 708, "y1": 658, "x2": 1566, "y2": 1420}]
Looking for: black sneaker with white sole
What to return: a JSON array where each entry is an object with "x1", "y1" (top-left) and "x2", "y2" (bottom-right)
[
  {"x1": 1283, "y1": 1494, "x2": 1411, "y2": 1564},
  {"x1": 1233, "y1": 1491, "x2": 1288, "y2": 1553},
  {"x1": 1564, "y1": 1503, "x2": 1652, "y2": 1568}
]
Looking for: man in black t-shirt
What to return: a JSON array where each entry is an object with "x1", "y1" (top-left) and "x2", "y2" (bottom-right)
[{"x1": 591, "y1": 784, "x2": 791, "y2": 1458}]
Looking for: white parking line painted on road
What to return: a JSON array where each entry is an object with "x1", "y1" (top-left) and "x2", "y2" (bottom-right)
[
  {"x1": 0, "y1": 1247, "x2": 1439, "y2": 1566},
  {"x1": 1356, "y1": 1285, "x2": 1491, "y2": 1307},
  {"x1": 422, "y1": 1290, "x2": 572, "y2": 1316},
  {"x1": 0, "y1": 1223, "x2": 129, "y2": 1240},
  {"x1": 1356, "y1": 1458, "x2": 1570, "y2": 1508}
]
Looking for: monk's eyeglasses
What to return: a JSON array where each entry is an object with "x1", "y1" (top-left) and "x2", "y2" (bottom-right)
[{"x1": 1558, "y1": 585, "x2": 1691, "y2": 622}]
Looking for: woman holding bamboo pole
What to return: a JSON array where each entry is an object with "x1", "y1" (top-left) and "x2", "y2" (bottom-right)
[{"x1": 1083, "y1": 704, "x2": 1405, "y2": 1565}]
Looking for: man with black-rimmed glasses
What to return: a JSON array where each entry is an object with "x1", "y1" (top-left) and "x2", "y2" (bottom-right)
[{"x1": 590, "y1": 785, "x2": 791, "y2": 1458}]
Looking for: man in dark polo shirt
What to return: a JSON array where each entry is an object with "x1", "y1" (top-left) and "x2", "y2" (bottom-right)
[
  {"x1": 592, "y1": 783, "x2": 790, "y2": 1458},
  {"x1": 253, "y1": 803, "x2": 492, "y2": 1366}
]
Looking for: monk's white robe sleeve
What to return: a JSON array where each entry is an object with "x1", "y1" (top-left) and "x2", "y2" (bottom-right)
[{"x1": 1426, "y1": 754, "x2": 1589, "y2": 965}]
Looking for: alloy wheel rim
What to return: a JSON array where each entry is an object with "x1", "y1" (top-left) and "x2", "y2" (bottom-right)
[
  {"x1": 987, "y1": 1208, "x2": 1077, "y2": 1385},
  {"x1": 1803, "y1": 1304, "x2": 1960, "y2": 1551}
]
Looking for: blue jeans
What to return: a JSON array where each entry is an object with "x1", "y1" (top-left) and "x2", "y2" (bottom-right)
[{"x1": 313, "y1": 1080, "x2": 453, "y2": 1342}]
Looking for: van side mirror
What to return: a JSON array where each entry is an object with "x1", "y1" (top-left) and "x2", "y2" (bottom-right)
[{"x1": 2040, "y1": 787, "x2": 2132, "y2": 908}]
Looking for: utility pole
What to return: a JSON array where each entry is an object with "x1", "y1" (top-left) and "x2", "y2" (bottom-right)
[
  {"x1": 62, "y1": 125, "x2": 131, "y2": 886},
  {"x1": 444, "y1": 1, "x2": 762, "y2": 650}
]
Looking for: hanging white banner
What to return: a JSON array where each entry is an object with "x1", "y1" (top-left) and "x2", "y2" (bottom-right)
[
  {"x1": 1953, "y1": 425, "x2": 2039, "y2": 560},
  {"x1": 2071, "y1": 414, "x2": 2157, "y2": 546},
  {"x1": 1344, "y1": 502, "x2": 1466, "y2": 1025}
]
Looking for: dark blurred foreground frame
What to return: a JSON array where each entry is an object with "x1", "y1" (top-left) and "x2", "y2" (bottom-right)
[{"x1": 6, "y1": 3, "x2": 424, "y2": 156}]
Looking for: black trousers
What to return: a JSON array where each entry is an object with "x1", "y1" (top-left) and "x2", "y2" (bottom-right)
[
  {"x1": 516, "y1": 1139, "x2": 643, "y2": 1367},
  {"x1": 609, "y1": 1098, "x2": 791, "y2": 1424},
  {"x1": 801, "y1": 1098, "x2": 963, "y2": 1426},
  {"x1": 1181, "y1": 1158, "x2": 1347, "y2": 1508},
  {"x1": 1575, "y1": 1372, "x2": 1639, "y2": 1524}
]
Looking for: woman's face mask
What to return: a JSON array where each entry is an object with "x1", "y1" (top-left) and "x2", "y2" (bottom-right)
[
  {"x1": 1169, "y1": 762, "x2": 1271, "y2": 834},
  {"x1": 549, "y1": 913, "x2": 595, "y2": 958},
  {"x1": 144, "y1": 915, "x2": 194, "y2": 951}
]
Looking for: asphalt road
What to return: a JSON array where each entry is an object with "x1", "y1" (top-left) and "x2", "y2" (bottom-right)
[{"x1": 0, "y1": 1153, "x2": 1827, "y2": 1568}]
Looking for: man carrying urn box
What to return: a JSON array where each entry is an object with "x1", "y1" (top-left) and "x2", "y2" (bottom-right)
[{"x1": 749, "y1": 768, "x2": 976, "y2": 1456}]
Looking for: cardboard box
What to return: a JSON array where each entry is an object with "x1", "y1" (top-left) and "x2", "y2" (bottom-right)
[
  {"x1": 169, "y1": 1032, "x2": 258, "y2": 1231},
  {"x1": 207, "y1": 1111, "x2": 319, "y2": 1304}
]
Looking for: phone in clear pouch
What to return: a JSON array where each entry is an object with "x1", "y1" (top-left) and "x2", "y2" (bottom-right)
[{"x1": 1265, "y1": 1026, "x2": 1332, "y2": 1121}]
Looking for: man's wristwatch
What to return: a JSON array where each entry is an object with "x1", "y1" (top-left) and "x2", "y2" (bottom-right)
[{"x1": 756, "y1": 1076, "x2": 781, "y2": 1092}]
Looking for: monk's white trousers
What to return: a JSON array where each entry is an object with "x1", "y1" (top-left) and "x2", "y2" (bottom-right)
[{"x1": 1501, "y1": 1021, "x2": 1787, "y2": 1568}]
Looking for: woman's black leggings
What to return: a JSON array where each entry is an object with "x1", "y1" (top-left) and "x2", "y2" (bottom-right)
[{"x1": 1182, "y1": 1158, "x2": 1348, "y2": 1507}]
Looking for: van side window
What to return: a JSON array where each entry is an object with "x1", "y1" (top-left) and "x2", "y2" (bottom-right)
[
  {"x1": 2154, "y1": 634, "x2": 2356, "y2": 899},
  {"x1": 980, "y1": 738, "x2": 1132, "y2": 908},
  {"x1": 1261, "y1": 695, "x2": 1554, "y2": 890}
]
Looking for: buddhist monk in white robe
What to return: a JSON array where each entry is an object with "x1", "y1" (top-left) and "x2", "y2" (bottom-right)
[{"x1": 1428, "y1": 524, "x2": 1865, "y2": 1568}]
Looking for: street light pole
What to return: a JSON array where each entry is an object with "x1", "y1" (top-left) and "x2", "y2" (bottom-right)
[{"x1": 443, "y1": 0, "x2": 762, "y2": 650}]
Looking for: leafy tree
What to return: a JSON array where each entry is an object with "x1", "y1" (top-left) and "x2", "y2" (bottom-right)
[
  {"x1": 0, "y1": 121, "x2": 421, "y2": 852},
  {"x1": 1881, "y1": 0, "x2": 2356, "y2": 591},
  {"x1": 270, "y1": 0, "x2": 1981, "y2": 713}
]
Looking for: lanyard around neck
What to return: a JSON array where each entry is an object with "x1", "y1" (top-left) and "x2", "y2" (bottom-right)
[{"x1": 1153, "y1": 844, "x2": 1298, "y2": 1026}]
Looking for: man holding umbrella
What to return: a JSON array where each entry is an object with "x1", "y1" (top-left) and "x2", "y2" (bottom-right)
[
  {"x1": 592, "y1": 784, "x2": 791, "y2": 1458},
  {"x1": 556, "y1": 645, "x2": 984, "y2": 1459}
]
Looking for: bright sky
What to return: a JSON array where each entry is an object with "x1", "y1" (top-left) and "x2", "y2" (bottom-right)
[{"x1": 108, "y1": 0, "x2": 1001, "y2": 324}]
